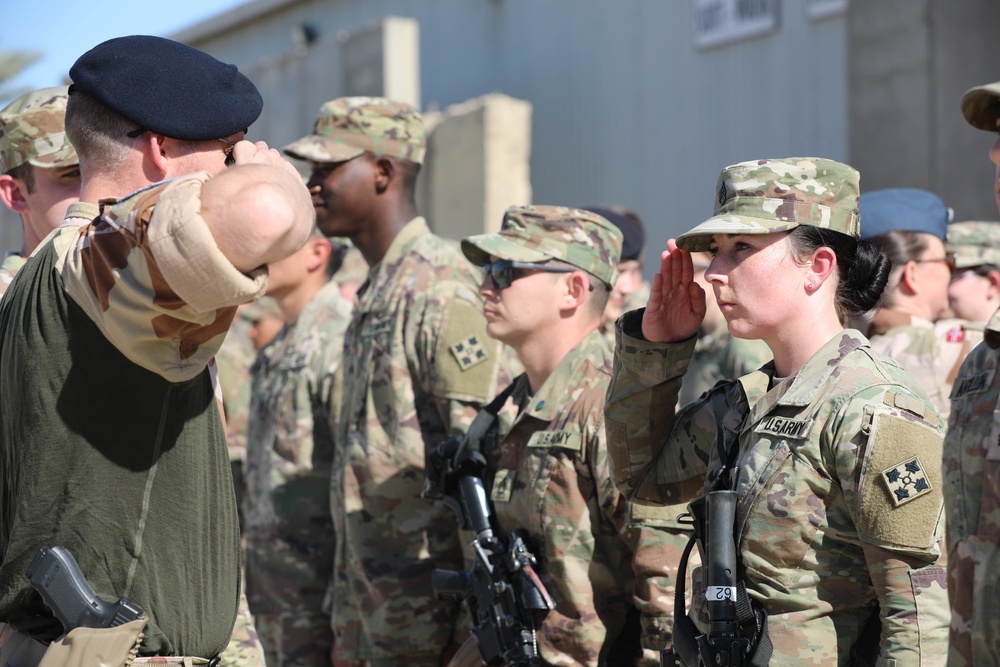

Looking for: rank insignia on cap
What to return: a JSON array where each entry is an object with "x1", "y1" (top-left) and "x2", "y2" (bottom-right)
[
  {"x1": 450, "y1": 334, "x2": 490, "y2": 371},
  {"x1": 881, "y1": 457, "x2": 933, "y2": 507},
  {"x1": 718, "y1": 183, "x2": 728, "y2": 206}
]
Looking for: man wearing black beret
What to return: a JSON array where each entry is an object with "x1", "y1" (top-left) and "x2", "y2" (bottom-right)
[{"x1": 0, "y1": 35, "x2": 315, "y2": 665}]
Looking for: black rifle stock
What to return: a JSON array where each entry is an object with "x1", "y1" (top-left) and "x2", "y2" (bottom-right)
[
  {"x1": 425, "y1": 433, "x2": 555, "y2": 667},
  {"x1": 663, "y1": 491, "x2": 752, "y2": 667},
  {"x1": 25, "y1": 545, "x2": 145, "y2": 632}
]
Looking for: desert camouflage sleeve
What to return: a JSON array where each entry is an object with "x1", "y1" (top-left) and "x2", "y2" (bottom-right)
[{"x1": 56, "y1": 172, "x2": 267, "y2": 383}]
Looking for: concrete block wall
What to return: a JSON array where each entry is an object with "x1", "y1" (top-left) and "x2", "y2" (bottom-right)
[{"x1": 421, "y1": 93, "x2": 532, "y2": 240}]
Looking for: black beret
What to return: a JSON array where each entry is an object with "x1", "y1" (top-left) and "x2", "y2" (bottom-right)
[
  {"x1": 583, "y1": 206, "x2": 646, "y2": 261},
  {"x1": 69, "y1": 35, "x2": 262, "y2": 142}
]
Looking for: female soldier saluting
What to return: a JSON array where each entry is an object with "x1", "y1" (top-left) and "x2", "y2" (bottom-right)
[{"x1": 604, "y1": 157, "x2": 949, "y2": 666}]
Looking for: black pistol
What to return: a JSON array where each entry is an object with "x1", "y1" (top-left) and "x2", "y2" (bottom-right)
[{"x1": 25, "y1": 545, "x2": 145, "y2": 632}]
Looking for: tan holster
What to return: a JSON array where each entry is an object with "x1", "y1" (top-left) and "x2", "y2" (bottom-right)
[{"x1": 37, "y1": 618, "x2": 147, "y2": 667}]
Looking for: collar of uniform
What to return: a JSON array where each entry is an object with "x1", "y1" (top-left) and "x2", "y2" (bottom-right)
[
  {"x1": 744, "y1": 329, "x2": 868, "y2": 421},
  {"x1": 64, "y1": 200, "x2": 100, "y2": 224},
  {"x1": 355, "y1": 216, "x2": 428, "y2": 312},
  {"x1": 1, "y1": 253, "x2": 25, "y2": 274},
  {"x1": 518, "y1": 328, "x2": 611, "y2": 423},
  {"x1": 867, "y1": 309, "x2": 922, "y2": 338}
]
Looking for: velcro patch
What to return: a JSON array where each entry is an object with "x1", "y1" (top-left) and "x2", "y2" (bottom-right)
[
  {"x1": 881, "y1": 457, "x2": 933, "y2": 507},
  {"x1": 491, "y1": 469, "x2": 515, "y2": 503},
  {"x1": 885, "y1": 391, "x2": 927, "y2": 420},
  {"x1": 857, "y1": 409, "x2": 943, "y2": 550},
  {"x1": 450, "y1": 334, "x2": 490, "y2": 371},
  {"x1": 527, "y1": 430, "x2": 583, "y2": 451},
  {"x1": 755, "y1": 416, "x2": 812, "y2": 439}
]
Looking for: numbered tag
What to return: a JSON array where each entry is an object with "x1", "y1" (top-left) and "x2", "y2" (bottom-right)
[{"x1": 706, "y1": 585, "x2": 737, "y2": 602}]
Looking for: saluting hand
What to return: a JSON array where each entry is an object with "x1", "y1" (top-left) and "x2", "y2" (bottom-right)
[
  {"x1": 230, "y1": 139, "x2": 303, "y2": 179},
  {"x1": 642, "y1": 238, "x2": 707, "y2": 343}
]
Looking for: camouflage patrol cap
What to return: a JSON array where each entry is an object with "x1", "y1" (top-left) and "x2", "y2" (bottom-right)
[
  {"x1": 947, "y1": 220, "x2": 1000, "y2": 268},
  {"x1": 461, "y1": 205, "x2": 623, "y2": 288},
  {"x1": 961, "y1": 81, "x2": 1000, "y2": 131},
  {"x1": 283, "y1": 97, "x2": 426, "y2": 165},
  {"x1": 0, "y1": 86, "x2": 78, "y2": 174},
  {"x1": 676, "y1": 157, "x2": 861, "y2": 253}
]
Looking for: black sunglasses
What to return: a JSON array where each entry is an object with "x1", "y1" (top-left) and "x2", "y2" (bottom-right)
[{"x1": 481, "y1": 259, "x2": 589, "y2": 290}]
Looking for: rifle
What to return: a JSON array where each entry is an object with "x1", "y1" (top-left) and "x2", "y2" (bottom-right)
[
  {"x1": 662, "y1": 491, "x2": 769, "y2": 667},
  {"x1": 423, "y1": 382, "x2": 556, "y2": 667}
]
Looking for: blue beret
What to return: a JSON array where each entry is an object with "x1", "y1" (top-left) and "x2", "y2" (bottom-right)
[
  {"x1": 583, "y1": 206, "x2": 645, "y2": 261},
  {"x1": 859, "y1": 188, "x2": 951, "y2": 241},
  {"x1": 69, "y1": 35, "x2": 262, "y2": 142}
]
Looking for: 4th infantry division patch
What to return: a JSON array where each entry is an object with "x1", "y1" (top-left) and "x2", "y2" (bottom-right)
[
  {"x1": 450, "y1": 334, "x2": 490, "y2": 371},
  {"x1": 881, "y1": 457, "x2": 932, "y2": 507}
]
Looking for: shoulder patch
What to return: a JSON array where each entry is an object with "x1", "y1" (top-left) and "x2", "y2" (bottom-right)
[
  {"x1": 449, "y1": 334, "x2": 490, "y2": 371},
  {"x1": 881, "y1": 457, "x2": 933, "y2": 507},
  {"x1": 856, "y1": 409, "x2": 943, "y2": 550},
  {"x1": 433, "y1": 299, "x2": 498, "y2": 402}
]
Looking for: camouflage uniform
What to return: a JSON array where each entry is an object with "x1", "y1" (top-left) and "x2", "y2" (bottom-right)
[
  {"x1": 461, "y1": 206, "x2": 675, "y2": 666},
  {"x1": 218, "y1": 296, "x2": 284, "y2": 527},
  {"x1": 679, "y1": 328, "x2": 773, "y2": 408},
  {"x1": 328, "y1": 216, "x2": 505, "y2": 663},
  {"x1": 283, "y1": 98, "x2": 508, "y2": 664},
  {"x1": 243, "y1": 279, "x2": 352, "y2": 666},
  {"x1": 605, "y1": 158, "x2": 949, "y2": 666},
  {"x1": 868, "y1": 316, "x2": 983, "y2": 422},
  {"x1": 0, "y1": 86, "x2": 78, "y2": 295},
  {"x1": 601, "y1": 280, "x2": 651, "y2": 349},
  {"x1": 942, "y1": 308, "x2": 1000, "y2": 666},
  {"x1": 0, "y1": 175, "x2": 265, "y2": 662},
  {"x1": 940, "y1": 80, "x2": 1000, "y2": 667}
]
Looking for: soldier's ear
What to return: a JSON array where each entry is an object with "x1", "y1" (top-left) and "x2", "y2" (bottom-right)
[
  {"x1": 986, "y1": 269, "x2": 1000, "y2": 294},
  {"x1": 562, "y1": 270, "x2": 591, "y2": 309},
  {"x1": 373, "y1": 155, "x2": 394, "y2": 194},
  {"x1": 142, "y1": 133, "x2": 170, "y2": 178},
  {"x1": 0, "y1": 174, "x2": 28, "y2": 213}
]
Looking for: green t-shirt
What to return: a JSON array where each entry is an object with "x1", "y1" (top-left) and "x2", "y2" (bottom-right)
[{"x1": 0, "y1": 240, "x2": 241, "y2": 657}]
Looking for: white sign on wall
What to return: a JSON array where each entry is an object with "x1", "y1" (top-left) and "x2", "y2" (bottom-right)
[{"x1": 693, "y1": 0, "x2": 780, "y2": 50}]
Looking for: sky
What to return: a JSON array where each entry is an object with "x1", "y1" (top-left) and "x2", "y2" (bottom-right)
[{"x1": 1, "y1": 0, "x2": 251, "y2": 104}]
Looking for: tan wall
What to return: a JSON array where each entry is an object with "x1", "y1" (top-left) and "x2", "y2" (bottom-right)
[{"x1": 421, "y1": 94, "x2": 532, "y2": 239}]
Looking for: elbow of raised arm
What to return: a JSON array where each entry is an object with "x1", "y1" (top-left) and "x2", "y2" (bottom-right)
[{"x1": 202, "y1": 164, "x2": 316, "y2": 273}]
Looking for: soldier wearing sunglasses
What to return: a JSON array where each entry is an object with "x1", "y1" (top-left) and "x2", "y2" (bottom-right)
[{"x1": 453, "y1": 205, "x2": 675, "y2": 666}]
